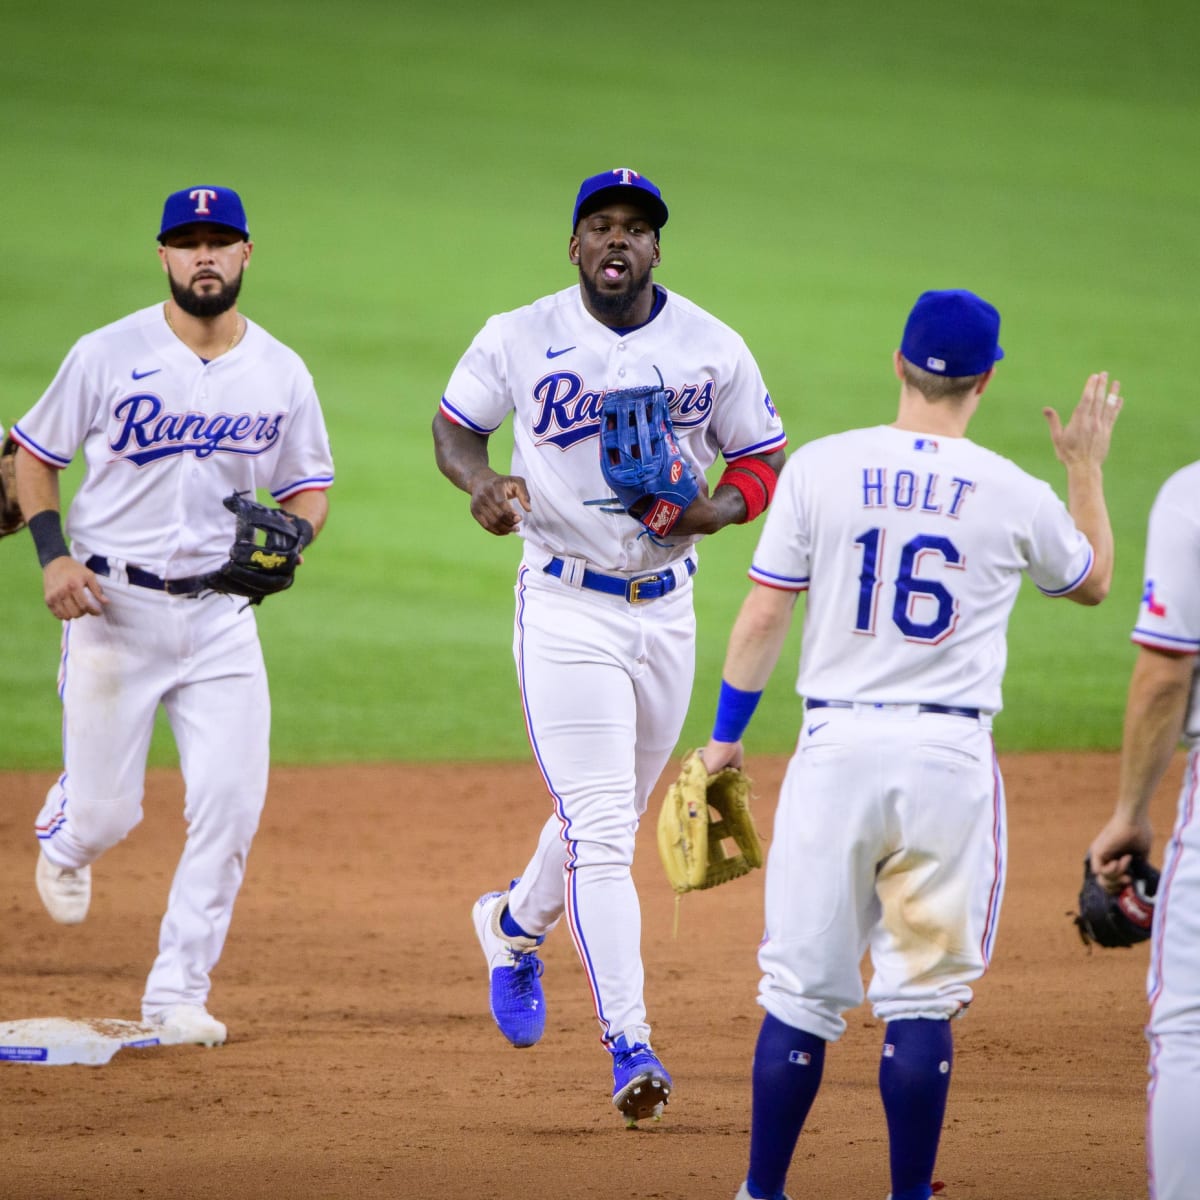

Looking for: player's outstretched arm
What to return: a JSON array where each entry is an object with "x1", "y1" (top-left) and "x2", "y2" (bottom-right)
[
  {"x1": 672, "y1": 448, "x2": 787, "y2": 537},
  {"x1": 432, "y1": 411, "x2": 530, "y2": 536},
  {"x1": 1043, "y1": 371, "x2": 1122, "y2": 605},
  {"x1": 1089, "y1": 644, "x2": 1193, "y2": 883}
]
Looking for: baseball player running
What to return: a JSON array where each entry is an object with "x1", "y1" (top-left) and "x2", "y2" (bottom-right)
[
  {"x1": 696, "y1": 290, "x2": 1121, "y2": 1200},
  {"x1": 433, "y1": 167, "x2": 787, "y2": 1124},
  {"x1": 12, "y1": 186, "x2": 334, "y2": 1046},
  {"x1": 1087, "y1": 459, "x2": 1200, "y2": 1200}
]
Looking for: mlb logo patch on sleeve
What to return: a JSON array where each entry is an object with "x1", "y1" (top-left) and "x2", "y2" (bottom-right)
[{"x1": 913, "y1": 438, "x2": 939, "y2": 453}]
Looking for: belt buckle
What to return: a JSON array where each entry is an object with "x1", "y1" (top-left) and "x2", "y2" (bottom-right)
[{"x1": 627, "y1": 573, "x2": 661, "y2": 604}]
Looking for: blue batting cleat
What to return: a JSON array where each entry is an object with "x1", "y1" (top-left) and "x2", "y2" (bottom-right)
[
  {"x1": 472, "y1": 889, "x2": 546, "y2": 1048},
  {"x1": 610, "y1": 1034, "x2": 672, "y2": 1126}
]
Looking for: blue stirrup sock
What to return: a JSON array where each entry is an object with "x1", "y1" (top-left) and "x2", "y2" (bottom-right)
[
  {"x1": 879, "y1": 1018, "x2": 954, "y2": 1200},
  {"x1": 499, "y1": 904, "x2": 536, "y2": 940},
  {"x1": 744, "y1": 1012, "x2": 827, "y2": 1200}
]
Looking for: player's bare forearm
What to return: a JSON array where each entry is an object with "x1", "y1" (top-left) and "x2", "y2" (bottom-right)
[
  {"x1": 14, "y1": 446, "x2": 63, "y2": 529},
  {"x1": 1116, "y1": 648, "x2": 1191, "y2": 820},
  {"x1": 432, "y1": 410, "x2": 530, "y2": 535},
  {"x1": 1090, "y1": 646, "x2": 1193, "y2": 878},
  {"x1": 1064, "y1": 466, "x2": 1114, "y2": 605},
  {"x1": 721, "y1": 584, "x2": 798, "y2": 692},
  {"x1": 673, "y1": 449, "x2": 786, "y2": 536}
]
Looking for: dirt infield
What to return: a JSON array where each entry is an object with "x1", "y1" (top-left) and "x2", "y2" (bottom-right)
[{"x1": 0, "y1": 752, "x2": 1180, "y2": 1200}]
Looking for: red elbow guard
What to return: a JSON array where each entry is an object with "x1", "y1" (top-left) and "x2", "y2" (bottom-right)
[{"x1": 717, "y1": 456, "x2": 778, "y2": 523}]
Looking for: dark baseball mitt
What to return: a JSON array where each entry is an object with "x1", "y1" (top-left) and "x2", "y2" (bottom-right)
[
  {"x1": 0, "y1": 434, "x2": 25, "y2": 538},
  {"x1": 1073, "y1": 854, "x2": 1159, "y2": 949},
  {"x1": 202, "y1": 491, "x2": 313, "y2": 605},
  {"x1": 599, "y1": 383, "x2": 699, "y2": 538}
]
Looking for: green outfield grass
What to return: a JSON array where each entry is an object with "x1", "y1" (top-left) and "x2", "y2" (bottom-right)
[{"x1": 2, "y1": 0, "x2": 1197, "y2": 768}]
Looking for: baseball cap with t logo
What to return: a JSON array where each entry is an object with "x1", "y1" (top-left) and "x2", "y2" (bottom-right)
[
  {"x1": 572, "y1": 168, "x2": 668, "y2": 233},
  {"x1": 158, "y1": 186, "x2": 250, "y2": 243}
]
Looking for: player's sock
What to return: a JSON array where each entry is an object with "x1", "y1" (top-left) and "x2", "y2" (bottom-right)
[
  {"x1": 745, "y1": 1012, "x2": 826, "y2": 1200},
  {"x1": 879, "y1": 1017, "x2": 954, "y2": 1200},
  {"x1": 499, "y1": 904, "x2": 536, "y2": 940}
]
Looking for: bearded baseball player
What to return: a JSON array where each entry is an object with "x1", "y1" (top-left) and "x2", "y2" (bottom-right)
[
  {"x1": 433, "y1": 167, "x2": 787, "y2": 1125},
  {"x1": 12, "y1": 186, "x2": 334, "y2": 1046},
  {"x1": 697, "y1": 290, "x2": 1121, "y2": 1200},
  {"x1": 1087, "y1": 458, "x2": 1200, "y2": 1200}
]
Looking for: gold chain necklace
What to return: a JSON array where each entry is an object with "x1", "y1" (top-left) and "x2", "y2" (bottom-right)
[{"x1": 163, "y1": 303, "x2": 244, "y2": 355}]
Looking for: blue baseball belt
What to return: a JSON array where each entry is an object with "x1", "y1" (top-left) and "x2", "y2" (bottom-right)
[{"x1": 543, "y1": 556, "x2": 695, "y2": 604}]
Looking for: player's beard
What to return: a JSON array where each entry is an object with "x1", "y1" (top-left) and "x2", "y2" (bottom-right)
[
  {"x1": 169, "y1": 269, "x2": 244, "y2": 318},
  {"x1": 579, "y1": 265, "x2": 653, "y2": 325}
]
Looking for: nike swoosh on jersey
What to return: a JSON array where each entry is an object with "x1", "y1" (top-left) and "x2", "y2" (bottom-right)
[
  {"x1": 806, "y1": 721, "x2": 829, "y2": 736},
  {"x1": 545, "y1": 345, "x2": 576, "y2": 359},
  {"x1": 131, "y1": 368, "x2": 162, "y2": 380}
]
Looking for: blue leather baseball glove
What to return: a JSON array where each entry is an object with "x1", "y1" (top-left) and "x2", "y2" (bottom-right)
[{"x1": 599, "y1": 384, "x2": 699, "y2": 537}]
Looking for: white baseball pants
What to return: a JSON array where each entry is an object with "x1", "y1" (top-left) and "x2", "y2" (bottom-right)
[
  {"x1": 757, "y1": 705, "x2": 1006, "y2": 1042},
  {"x1": 35, "y1": 574, "x2": 269, "y2": 1016},
  {"x1": 505, "y1": 563, "x2": 695, "y2": 1048}
]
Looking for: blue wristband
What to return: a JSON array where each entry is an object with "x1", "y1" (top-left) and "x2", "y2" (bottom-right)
[{"x1": 711, "y1": 680, "x2": 763, "y2": 744}]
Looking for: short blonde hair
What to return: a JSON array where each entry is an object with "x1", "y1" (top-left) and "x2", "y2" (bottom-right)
[{"x1": 900, "y1": 356, "x2": 985, "y2": 400}]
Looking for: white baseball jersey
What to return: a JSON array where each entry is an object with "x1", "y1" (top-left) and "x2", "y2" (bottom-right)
[
  {"x1": 750, "y1": 424, "x2": 1094, "y2": 712},
  {"x1": 1131, "y1": 460, "x2": 1200, "y2": 740},
  {"x1": 13, "y1": 303, "x2": 334, "y2": 575},
  {"x1": 440, "y1": 284, "x2": 786, "y2": 575}
]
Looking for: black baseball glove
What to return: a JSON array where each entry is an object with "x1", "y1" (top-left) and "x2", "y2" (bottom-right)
[
  {"x1": 0, "y1": 433, "x2": 25, "y2": 538},
  {"x1": 202, "y1": 491, "x2": 313, "y2": 605},
  {"x1": 599, "y1": 383, "x2": 699, "y2": 538},
  {"x1": 1073, "y1": 853, "x2": 1159, "y2": 949}
]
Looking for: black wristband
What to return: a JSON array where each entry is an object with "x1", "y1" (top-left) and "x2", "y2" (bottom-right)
[
  {"x1": 291, "y1": 515, "x2": 314, "y2": 550},
  {"x1": 27, "y1": 510, "x2": 70, "y2": 567}
]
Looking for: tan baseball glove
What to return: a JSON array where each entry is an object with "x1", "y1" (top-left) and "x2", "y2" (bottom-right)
[
  {"x1": 657, "y1": 750, "x2": 764, "y2": 894},
  {"x1": 0, "y1": 434, "x2": 26, "y2": 538}
]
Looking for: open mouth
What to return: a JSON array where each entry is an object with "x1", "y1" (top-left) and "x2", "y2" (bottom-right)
[{"x1": 601, "y1": 255, "x2": 629, "y2": 283}]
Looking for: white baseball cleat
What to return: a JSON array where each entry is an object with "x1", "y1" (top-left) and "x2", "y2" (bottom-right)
[
  {"x1": 734, "y1": 1183, "x2": 793, "y2": 1200},
  {"x1": 144, "y1": 1004, "x2": 227, "y2": 1047},
  {"x1": 36, "y1": 850, "x2": 92, "y2": 924}
]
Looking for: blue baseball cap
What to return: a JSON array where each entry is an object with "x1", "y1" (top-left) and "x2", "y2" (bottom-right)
[
  {"x1": 158, "y1": 186, "x2": 250, "y2": 243},
  {"x1": 900, "y1": 289, "x2": 1005, "y2": 377},
  {"x1": 572, "y1": 168, "x2": 668, "y2": 232}
]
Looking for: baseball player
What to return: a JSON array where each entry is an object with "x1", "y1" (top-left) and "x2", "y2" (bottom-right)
[
  {"x1": 12, "y1": 185, "x2": 334, "y2": 1046},
  {"x1": 1087, "y1": 460, "x2": 1200, "y2": 1200},
  {"x1": 696, "y1": 290, "x2": 1121, "y2": 1200},
  {"x1": 432, "y1": 167, "x2": 787, "y2": 1123}
]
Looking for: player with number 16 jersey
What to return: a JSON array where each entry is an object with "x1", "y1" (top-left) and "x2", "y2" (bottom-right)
[{"x1": 701, "y1": 289, "x2": 1121, "y2": 1200}]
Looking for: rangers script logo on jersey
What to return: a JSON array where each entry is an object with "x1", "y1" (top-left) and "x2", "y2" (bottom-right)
[
  {"x1": 109, "y1": 393, "x2": 285, "y2": 466},
  {"x1": 532, "y1": 372, "x2": 714, "y2": 450}
]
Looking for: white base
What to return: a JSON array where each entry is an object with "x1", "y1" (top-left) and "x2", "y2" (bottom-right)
[{"x1": 0, "y1": 1017, "x2": 186, "y2": 1065}]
